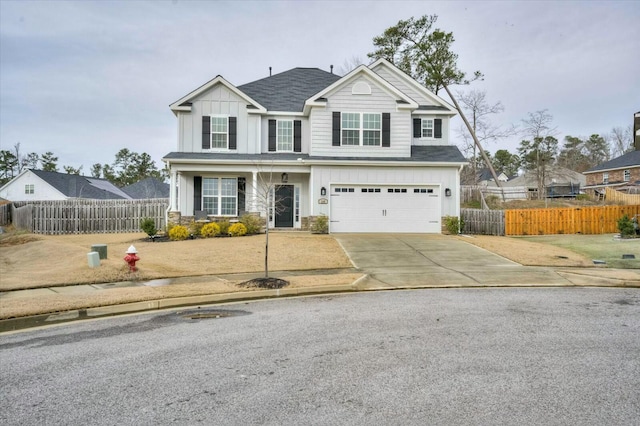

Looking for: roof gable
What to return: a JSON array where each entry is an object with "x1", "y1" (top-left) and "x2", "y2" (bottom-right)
[
  {"x1": 304, "y1": 64, "x2": 419, "y2": 113},
  {"x1": 169, "y1": 75, "x2": 266, "y2": 114},
  {"x1": 369, "y1": 58, "x2": 456, "y2": 115}
]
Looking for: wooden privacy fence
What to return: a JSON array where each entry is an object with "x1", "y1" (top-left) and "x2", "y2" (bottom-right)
[
  {"x1": 461, "y1": 205, "x2": 640, "y2": 236},
  {"x1": 0, "y1": 203, "x2": 10, "y2": 226},
  {"x1": 461, "y1": 209, "x2": 505, "y2": 235},
  {"x1": 11, "y1": 199, "x2": 169, "y2": 235},
  {"x1": 504, "y1": 204, "x2": 640, "y2": 236},
  {"x1": 605, "y1": 187, "x2": 640, "y2": 205}
]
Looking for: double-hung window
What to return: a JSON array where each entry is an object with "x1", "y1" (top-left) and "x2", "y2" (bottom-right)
[
  {"x1": 202, "y1": 177, "x2": 237, "y2": 216},
  {"x1": 421, "y1": 119, "x2": 434, "y2": 138},
  {"x1": 277, "y1": 120, "x2": 293, "y2": 151},
  {"x1": 210, "y1": 116, "x2": 228, "y2": 149},
  {"x1": 603, "y1": 173, "x2": 609, "y2": 184},
  {"x1": 341, "y1": 112, "x2": 381, "y2": 146},
  {"x1": 624, "y1": 169, "x2": 631, "y2": 182},
  {"x1": 24, "y1": 184, "x2": 34, "y2": 194}
]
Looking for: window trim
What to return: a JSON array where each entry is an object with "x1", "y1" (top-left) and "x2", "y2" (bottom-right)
[
  {"x1": 602, "y1": 172, "x2": 609, "y2": 184},
  {"x1": 421, "y1": 118, "x2": 434, "y2": 139},
  {"x1": 209, "y1": 115, "x2": 229, "y2": 150},
  {"x1": 276, "y1": 119, "x2": 294, "y2": 152},
  {"x1": 340, "y1": 112, "x2": 382, "y2": 146},
  {"x1": 623, "y1": 169, "x2": 631, "y2": 182},
  {"x1": 24, "y1": 184, "x2": 34, "y2": 195},
  {"x1": 201, "y1": 177, "x2": 237, "y2": 216}
]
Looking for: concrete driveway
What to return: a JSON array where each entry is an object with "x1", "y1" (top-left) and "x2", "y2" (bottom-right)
[{"x1": 335, "y1": 234, "x2": 571, "y2": 288}]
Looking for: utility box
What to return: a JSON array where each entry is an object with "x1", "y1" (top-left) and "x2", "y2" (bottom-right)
[
  {"x1": 87, "y1": 251, "x2": 101, "y2": 268},
  {"x1": 91, "y1": 244, "x2": 107, "y2": 259}
]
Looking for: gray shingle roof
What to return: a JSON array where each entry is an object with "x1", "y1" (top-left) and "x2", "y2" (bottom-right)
[
  {"x1": 238, "y1": 68, "x2": 341, "y2": 112},
  {"x1": 163, "y1": 145, "x2": 465, "y2": 164},
  {"x1": 121, "y1": 177, "x2": 169, "y2": 199},
  {"x1": 31, "y1": 169, "x2": 131, "y2": 199},
  {"x1": 584, "y1": 150, "x2": 640, "y2": 173}
]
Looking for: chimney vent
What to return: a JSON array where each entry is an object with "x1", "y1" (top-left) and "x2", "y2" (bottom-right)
[
  {"x1": 330, "y1": 65, "x2": 333, "y2": 74},
  {"x1": 269, "y1": 66, "x2": 272, "y2": 77}
]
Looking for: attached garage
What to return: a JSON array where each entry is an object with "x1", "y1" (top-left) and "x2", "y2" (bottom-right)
[{"x1": 329, "y1": 184, "x2": 441, "y2": 233}]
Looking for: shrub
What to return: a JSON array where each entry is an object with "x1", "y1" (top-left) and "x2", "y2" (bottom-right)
[
  {"x1": 201, "y1": 222, "x2": 221, "y2": 238},
  {"x1": 189, "y1": 220, "x2": 205, "y2": 236},
  {"x1": 240, "y1": 214, "x2": 264, "y2": 234},
  {"x1": 576, "y1": 194, "x2": 590, "y2": 201},
  {"x1": 140, "y1": 217, "x2": 157, "y2": 237},
  {"x1": 217, "y1": 220, "x2": 231, "y2": 235},
  {"x1": 617, "y1": 214, "x2": 636, "y2": 238},
  {"x1": 444, "y1": 215, "x2": 464, "y2": 235},
  {"x1": 311, "y1": 215, "x2": 329, "y2": 234},
  {"x1": 168, "y1": 225, "x2": 189, "y2": 241},
  {"x1": 229, "y1": 223, "x2": 247, "y2": 237}
]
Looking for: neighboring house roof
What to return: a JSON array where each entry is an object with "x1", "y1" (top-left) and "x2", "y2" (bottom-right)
[
  {"x1": 238, "y1": 68, "x2": 341, "y2": 112},
  {"x1": 499, "y1": 166, "x2": 586, "y2": 188},
  {"x1": 30, "y1": 169, "x2": 131, "y2": 199},
  {"x1": 583, "y1": 150, "x2": 640, "y2": 173},
  {"x1": 163, "y1": 145, "x2": 466, "y2": 164},
  {"x1": 121, "y1": 177, "x2": 169, "y2": 199}
]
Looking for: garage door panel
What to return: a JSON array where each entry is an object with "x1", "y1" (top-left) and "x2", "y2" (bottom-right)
[{"x1": 330, "y1": 185, "x2": 441, "y2": 233}]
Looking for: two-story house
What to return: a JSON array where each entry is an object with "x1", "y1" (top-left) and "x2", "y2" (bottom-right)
[{"x1": 163, "y1": 59, "x2": 466, "y2": 233}]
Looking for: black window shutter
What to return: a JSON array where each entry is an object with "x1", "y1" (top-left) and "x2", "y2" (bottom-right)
[
  {"x1": 434, "y1": 119, "x2": 442, "y2": 138},
  {"x1": 237, "y1": 177, "x2": 245, "y2": 215},
  {"x1": 332, "y1": 112, "x2": 341, "y2": 146},
  {"x1": 294, "y1": 120, "x2": 302, "y2": 152},
  {"x1": 202, "y1": 116, "x2": 211, "y2": 149},
  {"x1": 268, "y1": 120, "x2": 277, "y2": 152},
  {"x1": 413, "y1": 118, "x2": 422, "y2": 138},
  {"x1": 228, "y1": 117, "x2": 237, "y2": 149},
  {"x1": 382, "y1": 113, "x2": 391, "y2": 147},
  {"x1": 194, "y1": 176, "x2": 202, "y2": 213}
]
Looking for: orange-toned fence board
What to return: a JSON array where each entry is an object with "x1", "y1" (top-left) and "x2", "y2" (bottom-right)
[
  {"x1": 505, "y1": 205, "x2": 640, "y2": 236},
  {"x1": 605, "y1": 187, "x2": 640, "y2": 205}
]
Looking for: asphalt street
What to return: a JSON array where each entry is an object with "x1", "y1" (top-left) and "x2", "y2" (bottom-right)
[{"x1": 1, "y1": 288, "x2": 639, "y2": 425}]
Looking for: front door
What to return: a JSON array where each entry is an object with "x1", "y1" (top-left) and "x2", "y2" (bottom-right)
[{"x1": 275, "y1": 185, "x2": 294, "y2": 227}]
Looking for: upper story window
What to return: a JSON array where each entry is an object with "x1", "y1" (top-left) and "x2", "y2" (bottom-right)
[
  {"x1": 269, "y1": 119, "x2": 301, "y2": 152},
  {"x1": 413, "y1": 118, "x2": 442, "y2": 139},
  {"x1": 341, "y1": 112, "x2": 381, "y2": 146},
  {"x1": 624, "y1": 169, "x2": 631, "y2": 182},
  {"x1": 603, "y1": 173, "x2": 609, "y2": 184},
  {"x1": 277, "y1": 120, "x2": 293, "y2": 151},
  {"x1": 421, "y1": 119, "x2": 434, "y2": 138},
  {"x1": 25, "y1": 184, "x2": 34, "y2": 194},
  {"x1": 211, "y1": 116, "x2": 228, "y2": 149},
  {"x1": 202, "y1": 177, "x2": 237, "y2": 216},
  {"x1": 202, "y1": 116, "x2": 237, "y2": 150}
]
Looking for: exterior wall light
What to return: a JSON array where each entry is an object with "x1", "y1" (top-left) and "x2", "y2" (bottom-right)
[
  {"x1": 281, "y1": 173, "x2": 288, "y2": 183},
  {"x1": 445, "y1": 188, "x2": 452, "y2": 197},
  {"x1": 320, "y1": 187, "x2": 327, "y2": 196}
]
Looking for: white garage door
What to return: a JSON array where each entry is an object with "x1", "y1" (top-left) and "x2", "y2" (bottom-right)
[{"x1": 330, "y1": 184, "x2": 441, "y2": 233}]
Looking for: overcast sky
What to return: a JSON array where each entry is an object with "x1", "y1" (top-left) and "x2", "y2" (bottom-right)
[{"x1": 1, "y1": 0, "x2": 638, "y2": 172}]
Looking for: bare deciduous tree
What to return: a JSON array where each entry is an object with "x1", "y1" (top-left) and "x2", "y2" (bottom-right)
[{"x1": 608, "y1": 125, "x2": 633, "y2": 157}]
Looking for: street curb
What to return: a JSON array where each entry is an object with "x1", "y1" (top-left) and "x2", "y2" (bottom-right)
[{"x1": 2, "y1": 279, "x2": 639, "y2": 334}]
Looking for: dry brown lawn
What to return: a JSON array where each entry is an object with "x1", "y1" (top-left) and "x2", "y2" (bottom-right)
[{"x1": 0, "y1": 231, "x2": 353, "y2": 291}]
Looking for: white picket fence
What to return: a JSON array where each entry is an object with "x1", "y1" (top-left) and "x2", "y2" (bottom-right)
[{"x1": 11, "y1": 199, "x2": 169, "y2": 235}]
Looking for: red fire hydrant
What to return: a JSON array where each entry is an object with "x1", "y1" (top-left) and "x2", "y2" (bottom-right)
[{"x1": 124, "y1": 245, "x2": 140, "y2": 272}]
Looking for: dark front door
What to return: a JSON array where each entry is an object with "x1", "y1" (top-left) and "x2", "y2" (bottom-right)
[{"x1": 275, "y1": 185, "x2": 294, "y2": 228}]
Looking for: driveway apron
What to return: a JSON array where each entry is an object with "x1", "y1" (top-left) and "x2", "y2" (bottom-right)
[{"x1": 335, "y1": 234, "x2": 571, "y2": 288}]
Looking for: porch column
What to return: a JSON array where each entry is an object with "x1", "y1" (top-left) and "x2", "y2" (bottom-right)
[
  {"x1": 170, "y1": 170, "x2": 178, "y2": 211},
  {"x1": 252, "y1": 170, "x2": 258, "y2": 212}
]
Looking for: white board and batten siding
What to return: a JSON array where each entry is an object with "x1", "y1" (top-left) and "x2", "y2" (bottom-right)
[
  {"x1": 178, "y1": 84, "x2": 254, "y2": 153},
  {"x1": 309, "y1": 76, "x2": 412, "y2": 158}
]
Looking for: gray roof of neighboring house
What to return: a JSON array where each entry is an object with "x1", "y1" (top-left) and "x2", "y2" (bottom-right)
[
  {"x1": 584, "y1": 150, "x2": 640, "y2": 173},
  {"x1": 499, "y1": 166, "x2": 586, "y2": 188},
  {"x1": 238, "y1": 68, "x2": 342, "y2": 112},
  {"x1": 30, "y1": 169, "x2": 131, "y2": 199},
  {"x1": 121, "y1": 177, "x2": 169, "y2": 199},
  {"x1": 163, "y1": 145, "x2": 465, "y2": 163}
]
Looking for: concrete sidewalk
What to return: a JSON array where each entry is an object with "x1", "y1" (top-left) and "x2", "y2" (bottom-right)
[{"x1": 2, "y1": 234, "x2": 639, "y2": 333}]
